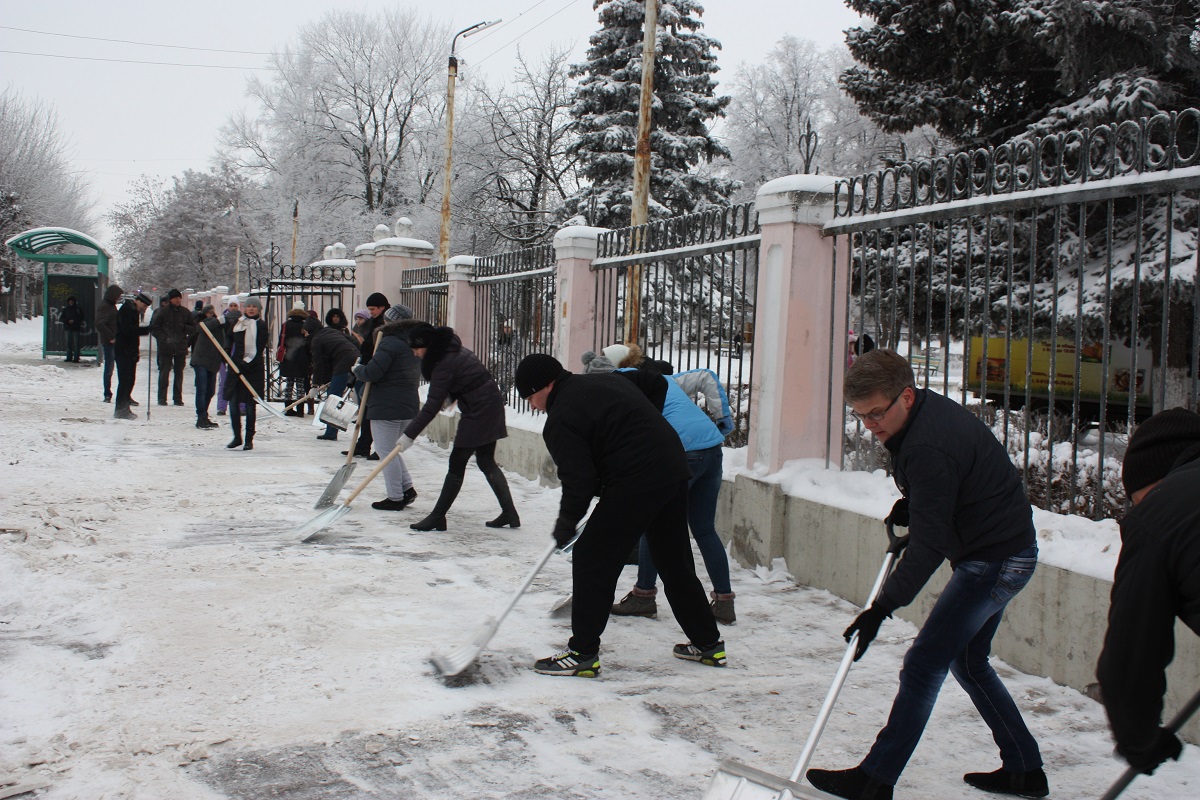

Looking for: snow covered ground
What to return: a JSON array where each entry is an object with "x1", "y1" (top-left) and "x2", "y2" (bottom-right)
[{"x1": 0, "y1": 317, "x2": 1195, "y2": 800}]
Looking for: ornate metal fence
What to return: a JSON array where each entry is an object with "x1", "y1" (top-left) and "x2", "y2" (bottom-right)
[
  {"x1": 591, "y1": 203, "x2": 760, "y2": 446},
  {"x1": 826, "y1": 110, "x2": 1200, "y2": 519},
  {"x1": 396, "y1": 264, "x2": 448, "y2": 326},
  {"x1": 472, "y1": 245, "x2": 556, "y2": 411},
  {"x1": 248, "y1": 245, "x2": 356, "y2": 402}
]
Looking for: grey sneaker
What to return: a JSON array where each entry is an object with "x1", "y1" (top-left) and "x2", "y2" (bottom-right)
[
  {"x1": 673, "y1": 640, "x2": 727, "y2": 667},
  {"x1": 114, "y1": 408, "x2": 137, "y2": 420},
  {"x1": 611, "y1": 591, "x2": 657, "y2": 618},
  {"x1": 711, "y1": 593, "x2": 736, "y2": 625}
]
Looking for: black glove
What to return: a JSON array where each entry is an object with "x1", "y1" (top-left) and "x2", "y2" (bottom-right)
[
  {"x1": 1118, "y1": 728, "x2": 1183, "y2": 775},
  {"x1": 886, "y1": 497, "x2": 909, "y2": 528},
  {"x1": 843, "y1": 604, "x2": 890, "y2": 661},
  {"x1": 552, "y1": 519, "x2": 577, "y2": 549}
]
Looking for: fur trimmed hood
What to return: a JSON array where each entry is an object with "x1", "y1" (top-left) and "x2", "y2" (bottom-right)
[{"x1": 418, "y1": 325, "x2": 461, "y2": 380}]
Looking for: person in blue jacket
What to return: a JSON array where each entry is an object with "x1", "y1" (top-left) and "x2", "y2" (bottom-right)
[{"x1": 582, "y1": 351, "x2": 738, "y2": 625}]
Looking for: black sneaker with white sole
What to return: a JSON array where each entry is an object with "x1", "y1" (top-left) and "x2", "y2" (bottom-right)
[
  {"x1": 673, "y1": 640, "x2": 727, "y2": 667},
  {"x1": 534, "y1": 649, "x2": 601, "y2": 677}
]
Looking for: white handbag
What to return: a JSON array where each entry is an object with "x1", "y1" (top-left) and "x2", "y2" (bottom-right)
[{"x1": 318, "y1": 392, "x2": 359, "y2": 431}]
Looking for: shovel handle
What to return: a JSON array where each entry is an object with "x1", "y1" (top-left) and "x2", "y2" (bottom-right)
[
  {"x1": 1099, "y1": 686, "x2": 1200, "y2": 800},
  {"x1": 340, "y1": 436, "x2": 409, "y2": 507},
  {"x1": 199, "y1": 316, "x2": 274, "y2": 410},
  {"x1": 283, "y1": 384, "x2": 328, "y2": 412},
  {"x1": 340, "y1": 330, "x2": 383, "y2": 466}
]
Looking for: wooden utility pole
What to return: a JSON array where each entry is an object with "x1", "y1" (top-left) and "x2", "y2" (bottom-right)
[
  {"x1": 290, "y1": 200, "x2": 299, "y2": 265},
  {"x1": 625, "y1": 0, "x2": 658, "y2": 344}
]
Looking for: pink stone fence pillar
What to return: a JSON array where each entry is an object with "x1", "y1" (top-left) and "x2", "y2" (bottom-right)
[
  {"x1": 748, "y1": 175, "x2": 849, "y2": 473},
  {"x1": 446, "y1": 255, "x2": 477, "y2": 352},
  {"x1": 552, "y1": 226, "x2": 609, "y2": 368}
]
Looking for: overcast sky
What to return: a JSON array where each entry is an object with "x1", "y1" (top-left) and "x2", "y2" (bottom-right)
[{"x1": 1, "y1": 1, "x2": 863, "y2": 243}]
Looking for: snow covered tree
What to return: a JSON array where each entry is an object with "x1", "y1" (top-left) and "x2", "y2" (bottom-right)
[
  {"x1": 562, "y1": 0, "x2": 735, "y2": 228},
  {"x1": 841, "y1": 0, "x2": 1200, "y2": 148}
]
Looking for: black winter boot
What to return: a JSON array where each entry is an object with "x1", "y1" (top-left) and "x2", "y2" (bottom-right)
[
  {"x1": 483, "y1": 467, "x2": 521, "y2": 528},
  {"x1": 227, "y1": 410, "x2": 243, "y2": 448},
  {"x1": 410, "y1": 473, "x2": 463, "y2": 531},
  {"x1": 963, "y1": 768, "x2": 1048, "y2": 798},
  {"x1": 243, "y1": 410, "x2": 256, "y2": 450}
]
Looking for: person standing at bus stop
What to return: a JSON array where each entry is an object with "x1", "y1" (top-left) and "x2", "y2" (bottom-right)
[{"x1": 60, "y1": 296, "x2": 85, "y2": 362}]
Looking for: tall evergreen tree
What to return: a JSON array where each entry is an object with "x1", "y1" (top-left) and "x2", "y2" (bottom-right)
[
  {"x1": 562, "y1": 0, "x2": 735, "y2": 229},
  {"x1": 841, "y1": 0, "x2": 1200, "y2": 148}
]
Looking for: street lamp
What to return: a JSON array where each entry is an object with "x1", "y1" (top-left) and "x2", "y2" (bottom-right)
[{"x1": 438, "y1": 19, "x2": 501, "y2": 266}]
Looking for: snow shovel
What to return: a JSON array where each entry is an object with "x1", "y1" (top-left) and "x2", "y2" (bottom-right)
[
  {"x1": 1099, "y1": 686, "x2": 1200, "y2": 800},
  {"x1": 283, "y1": 383, "x2": 328, "y2": 413},
  {"x1": 432, "y1": 525, "x2": 585, "y2": 677},
  {"x1": 198, "y1": 321, "x2": 287, "y2": 421},
  {"x1": 315, "y1": 335, "x2": 380, "y2": 508},
  {"x1": 703, "y1": 520, "x2": 910, "y2": 800},
  {"x1": 293, "y1": 433, "x2": 408, "y2": 542}
]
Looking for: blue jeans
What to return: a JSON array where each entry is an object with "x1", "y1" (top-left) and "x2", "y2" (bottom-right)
[
  {"x1": 635, "y1": 445, "x2": 731, "y2": 595},
  {"x1": 193, "y1": 365, "x2": 216, "y2": 419},
  {"x1": 861, "y1": 545, "x2": 1042, "y2": 785},
  {"x1": 102, "y1": 342, "x2": 116, "y2": 398},
  {"x1": 65, "y1": 330, "x2": 80, "y2": 360}
]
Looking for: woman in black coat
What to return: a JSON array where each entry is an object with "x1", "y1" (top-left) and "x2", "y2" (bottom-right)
[
  {"x1": 280, "y1": 304, "x2": 312, "y2": 415},
  {"x1": 224, "y1": 296, "x2": 268, "y2": 451},
  {"x1": 400, "y1": 324, "x2": 519, "y2": 532}
]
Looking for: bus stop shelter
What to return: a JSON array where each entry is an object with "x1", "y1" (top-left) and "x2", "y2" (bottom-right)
[{"x1": 5, "y1": 227, "x2": 111, "y2": 360}]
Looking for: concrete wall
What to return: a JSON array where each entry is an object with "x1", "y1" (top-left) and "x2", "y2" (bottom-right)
[{"x1": 419, "y1": 419, "x2": 1200, "y2": 743}]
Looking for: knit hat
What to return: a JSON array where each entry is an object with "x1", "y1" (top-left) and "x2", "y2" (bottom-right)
[
  {"x1": 1122, "y1": 407, "x2": 1200, "y2": 495},
  {"x1": 407, "y1": 322, "x2": 436, "y2": 350},
  {"x1": 580, "y1": 350, "x2": 617, "y2": 374},
  {"x1": 602, "y1": 343, "x2": 631, "y2": 366},
  {"x1": 354, "y1": 309, "x2": 369, "y2": 320},
  {"x1": 134, "y1": 292, "x2": 152, "y2": 306},
  {"x1": 292, "y1": 300, "x2": 305, "y2": 311},
  {"x1": 365, "y1": 292, "x2": 389, "y2": 308},
  {"x1": 167, "y1": 288, "x2": 182, "y2": 300},
  {"x1": 243, "y1": 296, "x2": 263, "y2": 311},
  {"x1": 515, "y1": 354, "x2": 566, "y2": 399},
  {"x1": 384, "y1": 303, "x2": 414, "y2": 322}
]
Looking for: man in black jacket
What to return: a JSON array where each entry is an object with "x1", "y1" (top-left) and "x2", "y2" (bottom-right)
[
  {"x1": 59, "y1": 296, "x2": 86, "y2": 362},
  {"x1": 807, "y1": 349, "x2": 1045, "y2": 800},
  {"x1": 96, "y1": 284, "x2": 123, "y2": 401},
  {"x1": 1097, "y1": 408, "x2": 1200, "y2": 778},
  {"x1": 151, "y1": 288, "x2": 196, "y2": 406},
  {"x1": 514, "y1": 354, "x2": 724, "y2": 678},
  {"x1": 114, "y1": 293, "x2": 152, "y2": 420}
]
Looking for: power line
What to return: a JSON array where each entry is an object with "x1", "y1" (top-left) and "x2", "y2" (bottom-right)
[
  {"x1": 0, "y1": 24, "x2": 272, "y2": 55},
  {"x1": 0, "y1": 49, "x2": 270, "y2": 70},
  {"x1": 470, "y1": 0, "x2": 582, "y2": 68},
  {"x1": 460, "y1": 0, "x2": 554, "y2": 49}
]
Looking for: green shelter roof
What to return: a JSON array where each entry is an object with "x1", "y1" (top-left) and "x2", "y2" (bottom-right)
[{"x1": 6, "y1": 227, "x2": 111, "y2": 273}]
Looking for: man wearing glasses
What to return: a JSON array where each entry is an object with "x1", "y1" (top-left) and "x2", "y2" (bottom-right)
[{"x1": 807, "y1": 348, "x2": 1046, "y2": 800}]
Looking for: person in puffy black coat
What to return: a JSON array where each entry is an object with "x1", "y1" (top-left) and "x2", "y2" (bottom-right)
[
  {"x1": 1098, "y1": 408, "x2": 1200, "y2": 779},
  {"x1": 190, "y1": 307, "x2": 224, "y2": 429},
  {"x1": 96, "y1": 284, "x2": 123, "y2": 401},
  {"x1": 151, "y1": 289, "x2": 197, "y2": 406},
  {"x1": 113, "y1": 292, "x2": 152, "y2": 420},
  {"x1": 352, "y1": 312, "x2": 422, "y2": 510},
  {"x1": 60, "y1": 296, "x2": 86, "y2": 362},
  {"x1": 310, "y1": 308, "x2": 361, "y2": 441},
  {"x1": 279, "y1": 303, "x2": 312, "y2": 415},
  {"x1": 395, "y1": 323, "x2": 519, "y2": 532},
  {"x1": 224, "y1": 296, "x2": 268, "y2": 451}
]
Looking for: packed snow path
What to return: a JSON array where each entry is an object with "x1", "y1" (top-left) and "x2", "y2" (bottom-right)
[{"x1": 0, "y1": 320, "x2": 1196, "y2": 799}]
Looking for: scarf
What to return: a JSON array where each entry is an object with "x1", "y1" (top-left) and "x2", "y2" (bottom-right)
[{"x1": 234, "y1": 315, "x2": 258, "y2": 364}]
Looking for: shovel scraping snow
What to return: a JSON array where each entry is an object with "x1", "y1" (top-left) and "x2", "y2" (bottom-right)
[
  {"x1": 293, "y1": 434, "x2": 408, "y2": 541},
  {"x1": 1099, "y1": 685, "x2": 1200, "y2": 800},
  {"x1": 704, "y1": 520, "x2": 910, "y2": 800},
  {"x1": 197, "y1": 320, "x2": 287, "y2": 421}
]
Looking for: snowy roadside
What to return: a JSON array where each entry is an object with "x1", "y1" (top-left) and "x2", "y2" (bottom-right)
[{"x1": 0, "y1": 318, "x2": 1195, "y2": 800}]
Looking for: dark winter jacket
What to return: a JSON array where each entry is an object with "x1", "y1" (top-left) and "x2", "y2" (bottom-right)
[
  {"x1": 224, "y1": 317, "x2": 268, "y2": 399},
  {"x1": 542, "y1": 372, "x2": 689, "y2": 537},
  {"x1": 352, "y1": 321, "x2": 421, "y2": 421},
  {"x1": 96, "y1": 285, "x2": 122, "y2": 344},
  {"x1": 190, "y1": 316, "x2": 225, "y2": 373},
  {"x1": 115, "y1": 299, "x2": 150, "y2": 360},
  {"x1": 402, "y1": 327, "x2": 506, "y2": 449},
  {"x1": 151, "y1": 302, "x2": 197, "y2": 356},
  {"x1": 60, "y1": 301, "x2": 85, "y2": 332},
  {"x1": 1097, "y1": 455, "x2": 1200, "y2": 759},
  {"x1": 309, "y1": 325, "x2": 360, "y2": 385},
  {"x1": 359, "y1": 311, "x2": 388, "y2": 363},
  {"x1": 876, "y1": 388, "x2": 1035, "y2": 614},
  {"x1": 279, "y1": 310, "x2": 311, "y2": 379}
]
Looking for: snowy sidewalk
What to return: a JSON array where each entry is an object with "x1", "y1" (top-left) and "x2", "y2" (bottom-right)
[{"x1": 0, "y1": 319, "x2": 1196, "y2": 799}]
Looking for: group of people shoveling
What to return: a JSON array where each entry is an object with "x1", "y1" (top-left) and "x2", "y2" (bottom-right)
[{"x1": 91, "y1": 285, "x2": 1197, "y2": 798}]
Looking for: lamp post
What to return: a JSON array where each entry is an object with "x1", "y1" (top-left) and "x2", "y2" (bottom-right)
[{"x1": 438, "y1": 19, "x2": 500, "y2": 266}]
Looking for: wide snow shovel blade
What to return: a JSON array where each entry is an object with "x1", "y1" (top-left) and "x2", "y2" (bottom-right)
[
  {"x1": 545, "y1": 523, "x2": 589, "y2": 617},
  {"x1": 1099, "y1": 685, "x2": 1200, "y2": 800},
  {"x1": 254, "y1": 394, "x2": 289, "y2": 421},
  {"x1": 704, "y1": 521, "x2": 910, "y2": 800},
  {"x1": 294, "y1": 437, "x2": 407, "y2": 541},
  {"x1": 315, "y1": 367, "x2": 375, "y2": 509},
  {"x1": 431, "y1": 539, "x2": 561, "y2": 677},
  {"x1": 198, "y1": 318, "x2": 289, "y2": 421}
]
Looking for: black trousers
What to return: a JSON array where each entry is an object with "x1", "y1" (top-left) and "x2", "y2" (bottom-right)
[
  {"x1": 158, "y1": 351, "x2": 187, "y2": 402},
  {"x1": 115, "y1": 353, "x2": 138, "y2": 409},
  {"x1": 569, "y1": 480, "x2": 719, "y2": 655}
]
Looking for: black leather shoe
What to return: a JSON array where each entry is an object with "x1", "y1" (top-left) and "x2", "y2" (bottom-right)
[
  {"x1": 963, "y1": 768, "x2": 1048, "y2": 798},
  {"x1": 806, "y1": 767, "x2": 893, "y2": 800},
  {"x1": 227, "y1": 438, "x2": 243, "y2": 449}
]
